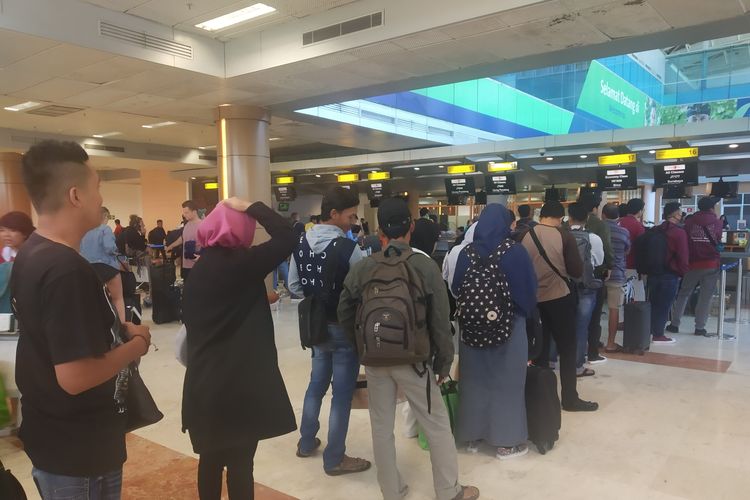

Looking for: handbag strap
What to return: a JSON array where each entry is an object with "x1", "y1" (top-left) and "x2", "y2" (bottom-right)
[
  {"x1": 701, "y1": 225, "x2": 719, "y2": 247},
  {"x1": 529, "y1": 227, "x2": 568, "y2": 284}
]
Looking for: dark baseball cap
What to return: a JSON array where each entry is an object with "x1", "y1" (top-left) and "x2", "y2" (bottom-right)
[
  {"x1": 663, "y1": 202, "x2": 682, "y2": 220},
  {"x1": 697, "y1": 196, "x2": 719, "y2": 211},
  {"x1": 377, "y1": 198, "x2": 413, "y2": 238}
]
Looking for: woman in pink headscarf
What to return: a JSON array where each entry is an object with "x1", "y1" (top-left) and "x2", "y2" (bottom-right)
[{"x1": 181, "y1": 197, "x2": 297, "y2": 500}]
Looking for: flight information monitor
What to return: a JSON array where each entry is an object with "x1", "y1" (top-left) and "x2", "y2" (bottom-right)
[
  {"x1": 597, "y1": 166, "x2": 638, "y2": 191},
  {"x1": 485, "y1": 173, "x2": 517, "y2": 195},
  {"x1": 444, "y1": 176, "x2": 476, "y2": 196},
  {"x1": 273, "y1": 186, "x2": 296, "y2": 201},
  {"x1": 653, "y1": 162, "x2": 698, "y2": 187}
]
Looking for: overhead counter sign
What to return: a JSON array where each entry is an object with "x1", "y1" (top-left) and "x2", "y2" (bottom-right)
[
  {"x1": 444, "y1": 176, "x2": 476, "y2": 196},
  {"x1": 596, "y1": 167, "x2": 637, "y2": 191},
  {"x1": 598, "y1": 153, "x2": 636, "y2": 166},
  {"x1": 447, "y1": 164, "x2": 476, "y2": 174},
  {"x1": 655, "y1": 148, "x2": 698, "y2": 160},
  {"x1": 337, "y1": 173, "x2": 360, "y2": 183},
  {"x1": 367, "y1": 171, "x2": 390, "y2": 181},
  {"x1": 274, "y1": 186, "x2": 296, "y2": 201},
  {"x1": 485, "y1": 173, "x2": 517, "y2": 195},
  {"x1": 487, "y1": 161, "x2": 518, "y2": 172}
]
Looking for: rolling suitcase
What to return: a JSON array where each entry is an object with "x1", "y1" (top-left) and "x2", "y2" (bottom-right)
[
  {"x1": 623, "y1": 302, "x2": 651, "y2": 355},
  {"x1": 150, "y1": 263, "x2": 180, "y2": 324},
  {"x1": 525, "y1": 365, "x2": 561, "y2": 455}
]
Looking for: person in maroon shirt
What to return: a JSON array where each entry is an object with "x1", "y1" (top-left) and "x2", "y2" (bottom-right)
[
  {"x1": 648, "y1": 202, "x2": 689, "y2": 344},
  {"x1": 619, "y1": 198, "x2": 646, "y2": 301},
  {"x1": 667, "y1": 197, "x2": 724, "y2": 336}
]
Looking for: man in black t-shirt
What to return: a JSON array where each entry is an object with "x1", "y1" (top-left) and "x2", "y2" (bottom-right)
[
  {"x1": 11, "y1": 140, "x2": 152, "y2": 499},
  {"x1": 148, "y1": 219, "x2": 168, "y2": 260},
  {"x1": 411, "y1": 207, "x2": 441, "y2": 256}
]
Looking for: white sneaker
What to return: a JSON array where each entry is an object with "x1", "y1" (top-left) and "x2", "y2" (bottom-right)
[{"x1": 496, "y1": 444, "x2": 528, "y2": 460}]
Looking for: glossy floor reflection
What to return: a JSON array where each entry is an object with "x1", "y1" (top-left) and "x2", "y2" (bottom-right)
[{"x1": 2, "y1": 297, "x2": 750, "y2": 500}]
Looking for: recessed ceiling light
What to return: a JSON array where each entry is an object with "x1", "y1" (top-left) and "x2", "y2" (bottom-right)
[
  {"x1": 546, "y1": 156, "x2": 554, "y2": 161},
  {"x1": 198, "y1": 145, "x2": 216, "y2": 150},
  {"x1": 195, "y1": 3, "x2": 276, "y2": 31},
  {"x1": 269, "y1": 137, "x2": 282, "y2": 141},
  {"x1": 427, "y1": 193, "x2": 432, "y2": 196},
  {"x1": 142, "y1": 121, "x2": 177, "y2": 129},
  {"x1": 190, "y1": 177, "x2": 196, "y2": 180},
  {"x1": 729, "y1": 143, "x2": 739, "y2": 149},
  {"x1": 414, "y1": 167, "x2": 420, "y2": 171},
  {"x1": 580, "y1": 154, "x2": 588, "y2": 159},
  {"x1": 438, "y1": 165, "x2": 444, "y2": 168},
  {"x1": 92, "y1": 132, "x2": 121, "y2": 138},
  {"x1": 4, "y1": 101, "x2": 41, "y2": 112},
  {"x1": 315, "y1": 174, "x2": 321, "y2": 178},
  {"x1": 649, "y1": 150, "x2": 656, "y2": 154}
]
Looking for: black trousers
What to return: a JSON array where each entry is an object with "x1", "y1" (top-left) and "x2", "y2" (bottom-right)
[
  {"x1": 587, "y1": 287, "x2": 605, "y2": 358},
  {"x1": 535, "y1": 293, "x2": 579, "y2": 406},
  {"x1": 198, "y1": 442, "x2": 258, "y2": 500}
]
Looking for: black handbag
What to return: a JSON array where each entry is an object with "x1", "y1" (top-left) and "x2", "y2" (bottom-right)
[
  {"x1": 125, "y1": 362, "x2": 164, "y2": 432},
  {"x1": 0, "y1": 459, "x2": 26, "y2": 500},
  {"x1": 298, "y1": 238, "x2": 343, "y2": 349}
]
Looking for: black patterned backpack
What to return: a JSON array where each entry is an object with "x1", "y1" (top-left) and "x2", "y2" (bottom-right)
[{"x1": 455, "y1": 240, "x2": 516, "y2": 347}]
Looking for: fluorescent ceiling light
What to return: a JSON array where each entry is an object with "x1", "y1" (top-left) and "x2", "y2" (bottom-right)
[
  {"x1": 392, "y1": 161, "x2": 460, "y2": 170},
  {"x1": 413, "y1": 167, "x2": 420, "y2": 171},
  {"x1": 142, "y1": 121, "x2": 177, "y2": 129},
  {"x1": 315, "y1": 174, "x2": 321, "y2": 178},
  {"x1": 728, "y1": 143, "x2": 739, "y2": 149},
  {"x1": 198, "y1": 145, "x2": 216, "y2": 150},
  {"x1": 649, "y1": 150, "x2": 656, "y2": 154},
  {"x1": 269, "y1": 137, "x2": 282, "y2": 141},
  {"x1": 546, "y1": 156, "x2": 554, "y2": 161},
  {"x1": 4, "y1": 101, "x2": 41, "y2": 112},
  {"x1": 580, "y1": 155, "x2": 588, "y2": 159},
  {"x1": 195, "y1": 3, "x2": 276, "y2": 31},
  {"x1": 92, "y1": 131, "x2": 121, "y2": 138}
]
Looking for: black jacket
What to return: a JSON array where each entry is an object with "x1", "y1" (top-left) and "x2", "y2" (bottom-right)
[{"x1": 181, "y1": 202, "x2": 297, "y2": 453}]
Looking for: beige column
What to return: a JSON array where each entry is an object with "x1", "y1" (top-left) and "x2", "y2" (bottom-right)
[
  {"x1": 215, "y1": 104, "x2": 274, "y2": 289},
  {"x1": 0, "y1": 152, "x2": 32, "y2": 216}
]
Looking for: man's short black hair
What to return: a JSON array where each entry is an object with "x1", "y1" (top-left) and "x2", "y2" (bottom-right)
[
  {"x1": 697, "y1": 196, "x2": 719, "y2": 211},
  {"x1": 114, "y1": 219, "x2": 121, "y2": 225},
  {"x1": 602, "y1": 203, "x2": 620, "y2": 220},
  {"x1": 21, "y1": 140, "x2": 91, "y2": 214},
  {"x1": 663, "y1": 202, "x2": 682, "y2": 220},
  {"x1": 618, "y1": 204, "x2": 629, "y2": 218},
  {"x1": 419, "y1": 207, "x2": 429, "y2": 217},
  {"x1": 320, "y1": 187, "x2": 359, "y2": 221},
  {"x1": 568, "y1": 202, "x2": 589, "y2": 223},
  {"x1": 157, "y1": 219, "x2": 163, "y2": 224},
  {"x1": 626, "y1": 198, "x2": 645, "y2": 215},
  {"x1": 182, "y1": 200, "x2": 197, "y2": 211},
  {"x1": 540, "y1": 200, "x2": 565, "y2": 218},
  {"x1": 518, "y1": 204, "x2": 531, "y2": 218},
  {"x1": 578, "y1": 192, "x2": 602, "y2": 213}
]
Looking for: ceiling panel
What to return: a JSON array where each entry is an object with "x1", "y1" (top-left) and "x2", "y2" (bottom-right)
[
  {"x1": 648, "y1": 0, "x2": 748, "y2": 28},
  {"x1": 4, "y1": 44, "x2": 114, "y2": 79},
  {"x1": 0, "y1": 70, "x2": 53, "y2": 94},
  {"x1": 499, "y1": 0, "x2": 567, "y2": 27},
  {"x1": 578, "y1": 1, "x2": 671, "y2": 39},
  {"x1": 100, "y1": 93, "x2": 176, "y2": 113},
  {"x1": 61, "y1": 86, "x2": 139, "y2": 107},
  {"x1": 11, "y1": 78, "x2": 100, "y2": 102},
  {"x1": 187, "y1": 88, "x2": 259, "y2": 105},
  {"x1": 80, "y1": 1, "x2": 147, "y2": 10},
  {"x1": 126, "y1": 0, "x2": 247, "y2": 27},
  {"x1": 105, "y1": 66, "x2": 193, "y2": 93},
  {"x1": 65, "y1": 56, "x2": 157, "y2": 85},
  {"x1": 0, "y1": 30, "x2": 59, "y2": 67}
]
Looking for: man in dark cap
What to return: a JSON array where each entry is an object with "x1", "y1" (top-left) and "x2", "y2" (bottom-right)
[
  {"x1": 667, "y1": 196, "x2": 723, "y2": 337},
  {"x1": 338, "y1": 198, "x2": 479, "y2": 500}
]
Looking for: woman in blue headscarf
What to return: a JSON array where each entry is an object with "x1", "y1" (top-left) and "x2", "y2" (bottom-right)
[{"x1": 446, "y1": 204, "x2": 537, "y2": 460}]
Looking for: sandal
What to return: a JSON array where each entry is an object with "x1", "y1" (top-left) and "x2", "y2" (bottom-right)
[
  {"x1": 577, "y1": 368, "x2": 595, "y2": 377},
  {"x1": 452, "y1": 485, "x2": 480, "y2": 500},
  {"x1": 324, "y1": 455, "x2": 371, "y2": 476},
  {"x1": 604, "y1": 344, "x2": 624, "y2": 353}
]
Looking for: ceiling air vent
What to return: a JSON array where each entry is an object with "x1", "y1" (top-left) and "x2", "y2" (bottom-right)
[
  {"x1": 303, "y1": 11, "x2": 383, "y2": 46},
  {"x1": 26, "y1": 105, "x2": 85, "y2": 117},
  {"x1": 99, "y1": 21, "x2": 193, "y2": 59},
  {"x1": 84, "y1": 143, "x2": 126, "y2": 153}
]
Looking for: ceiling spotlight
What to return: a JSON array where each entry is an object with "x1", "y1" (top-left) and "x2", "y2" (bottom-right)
[
  {"x1": 414, "y1": 167, "x2": 420, "y2": 171},
  {"x1": 580, "y1": 154, "x2": 588, "y2": 159},
  {"x1": 269, "y1": 137, "x2": 282, "y2": 141},
  {"x1": 3, "y1": 101, "x2": 41, "y2": 112},
  {"x1": 315, "y1": 174, "x2": 321, "y2": 178},
  {"x1": 729, "y1": 143, "x2": 739, "y2": 149},
  {"x1": 142, "y1": 121, "x2": 177, "y2": 129},
  {"x1": 92, "y1": 131, "x2": 122, "y2": 138},
  {"x1": 546, "y1": 156, "x2": 554, "y2": 161},
  {"x1": 190, "y1": 177, "x2": 196, "y2": 180},
  {"x1": 427, "y1": 192, "x2": 432, "y2": 196},
  {"x1": 438, "y1": 165, "x2": 445, "y2": 168},
  {"x1": 649, "y1": 150, "x2": 656, "y2": 154},
  {"x1": 198, "y1": 145, "x2": 216, "y2": 150}
]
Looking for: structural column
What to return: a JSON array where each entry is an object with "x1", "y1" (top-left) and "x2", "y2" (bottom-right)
[{"x1": 0, "y1": 152, "x2": 32, "y2": 216}]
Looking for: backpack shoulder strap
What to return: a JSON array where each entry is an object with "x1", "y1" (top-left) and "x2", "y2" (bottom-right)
[{"x1": 700, "y1": 225, "x2": 718, "y2": 247}]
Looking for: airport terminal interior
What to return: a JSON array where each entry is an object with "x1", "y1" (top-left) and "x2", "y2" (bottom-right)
[{"x1": 2, "y1": 0, "x2": 750, "y2": 499}]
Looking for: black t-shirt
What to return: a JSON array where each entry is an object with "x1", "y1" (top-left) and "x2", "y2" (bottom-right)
[
  {"x1": 148, "y1": 227, "x2": 167, "y2": 246},
  {"x1": 11, "y1": 233, "x2": 127, "y2": 476},
  {"x1": 411, "y1": 218, "x2": 442, "y2": 256}
]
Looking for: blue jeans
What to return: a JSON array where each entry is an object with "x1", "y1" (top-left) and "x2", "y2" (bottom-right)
[
  {"x1": 273, "y1": 259, "x2": 289, "y2": 290},
  {"x1": 33, "y1": 467, "x2": 122, "y2": 500},
  {"x1": 299, "y1": 323, "x2": 360, "y2": 471},
  {"x1": 647, "y1": 273, "x2": 680, "y2": 338},
  {"x1": 575, "y1": 288, "x2": 598, "y2": 370}
]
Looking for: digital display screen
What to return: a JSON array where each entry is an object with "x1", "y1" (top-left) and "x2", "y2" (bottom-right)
[
  {"x1": 273, "y1": 186, "x2": 296, "y2": 201},
  {"x1": 710, "y1": 181, "x2": 738, "y2": 199},
  {"x1": 653, "y1": 162, "x2": 698, "y2": 187},
  {"x1": 485, "y1": 173, "x2": 516, "y2": 195},
  {"x1": 367, "y1": 182, "x2": 390, "y2": 201},
  {"x1": 544, "y1": 188, "x2": 568, "y2": 202},
  {"x1": 444, "y1": 176, "x2": 476, "y2": 196},
  {"x1": 597, "y1": 166, "x2": 638, "y2": 191}
]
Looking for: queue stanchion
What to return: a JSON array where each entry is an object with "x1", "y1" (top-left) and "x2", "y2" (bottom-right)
[{"x1": 717, "y1": 261, "x2": 739, "y2": 341}]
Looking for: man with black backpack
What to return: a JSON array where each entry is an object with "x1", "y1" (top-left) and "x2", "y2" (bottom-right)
[
  {"x1": 288, "y1": 187, "x2": 371, "y2": 476},
  {"x1": 635, "y1": 202, "x2": 689, "y2": 344},
  {"x1": 338, "y1": 198, "x2": 480, "y2": 500},
  {"x1": 568, "y1": 203, "x2": 605, "y2": 377}
]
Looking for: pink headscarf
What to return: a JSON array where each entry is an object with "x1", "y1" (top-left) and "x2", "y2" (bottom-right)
[{"x1": 197, "y1": 204, "x2": 256, "y2": 249}]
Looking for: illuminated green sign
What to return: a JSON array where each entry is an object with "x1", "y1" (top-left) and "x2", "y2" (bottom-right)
[{"x1": 577, "y1": 61, "x2": 651, "y2": 129}]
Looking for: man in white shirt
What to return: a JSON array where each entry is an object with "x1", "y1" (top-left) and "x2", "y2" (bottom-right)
[{"x1": 568, "y1": 203, "x2": 604, "y2": 377}]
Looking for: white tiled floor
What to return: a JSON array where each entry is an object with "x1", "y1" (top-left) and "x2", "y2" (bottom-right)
[{"x1": 2, "y1": 297, "x2": 750, "y2": 499}]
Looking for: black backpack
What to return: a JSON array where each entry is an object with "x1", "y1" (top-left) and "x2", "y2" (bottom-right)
[
  {"x1": 0, "y1": 459, "x2": 26, "y2": 500},
  {"x1": 455, "y1": 240, "x2": 515, "y2": 347},
  {"x1": 635, "y1": 226, "x2": 670, "y2": 275}
]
